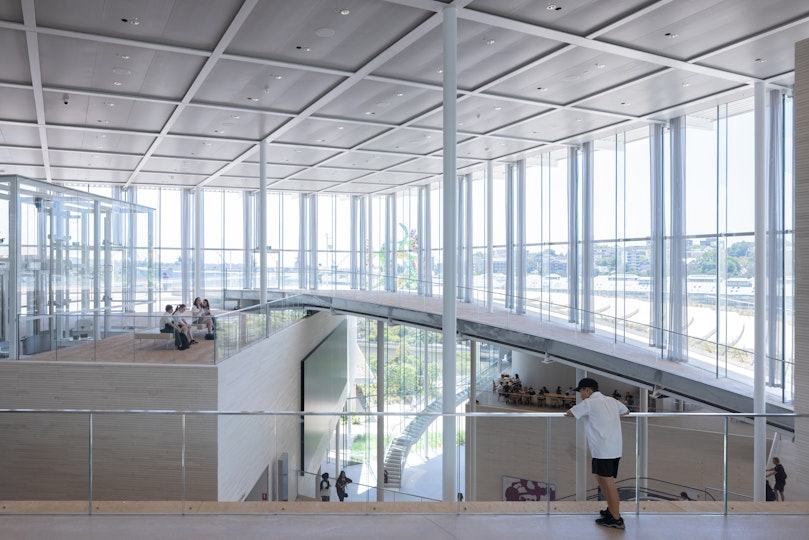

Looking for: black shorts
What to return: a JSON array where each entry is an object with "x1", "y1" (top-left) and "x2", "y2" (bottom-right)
[
  {"x1": 592, "y1": 457, "x2": 621, "y2": 478},
  {"x1": 774, "y1": 482, "x2": 785, "y2": 491}
]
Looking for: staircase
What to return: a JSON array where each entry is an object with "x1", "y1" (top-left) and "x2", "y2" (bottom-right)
[{"x1": 382, "y1": 387, "x2": 470, "y2": 488}]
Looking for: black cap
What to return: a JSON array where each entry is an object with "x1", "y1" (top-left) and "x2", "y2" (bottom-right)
[
  {"x1": 574, "y1": 378, "x2": 598, "y2": 392},
  {"x1": 321, "y1": 472, "x2": 329, "y2": 479}
]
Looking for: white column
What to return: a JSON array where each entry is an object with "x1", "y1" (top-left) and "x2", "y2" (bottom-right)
[
  {"x1": 468, "y1": 339, "x2": 477, "y2": 501},
  {"x1": 194, "y1": 189, "x2": 204, "y2": 298},
  {"x1": 753, "y1": 81, "x2": 766, "y2": 501},
  {"x1": 376, "y1": 320, "x2": 386, "y2": 501},
  {"x1": 259, "y1": 141, "x2": 267, "y2": 304},
  {"x1": 486, "y1": 160, "x2": 494, "y2": 312},
  {"x1": 638, "y1": 387, "x2": 649, "y2": 492},
  {"x1": 441, "y1": 4, "x2": 458, "y2": 503},
  {"x1": 575, "y1": 367, "x2": 587, "y2": 500}
]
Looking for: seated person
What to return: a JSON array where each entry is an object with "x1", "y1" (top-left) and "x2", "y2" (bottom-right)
[
  {"x1": 613, "y1": 389, "x2": 622, "y2": 399},
  {"x1": 527, "y1": 386, "x2": 536, "y2": 395},
  {"x1": 540, "y1": 386, "x2": 549, "y2": 395},
  {"x1": 173, "y1": 304, "x2": 197, "y2": 345},
  {"x1": 192, "y1": 297, "x2": 204, "y2": 323},
  {"x1": 201, "y1": 298, "x2": 214, "y2": 333},
  {"x1": 555, "y1": 385, "x2": 562, "y2": 394},
  {"x1": 160, "y1": 304, "x2": 189, "y2": 350},
  {"x1": 626, "y1": 394, "x2": 635, "y2": 407}
]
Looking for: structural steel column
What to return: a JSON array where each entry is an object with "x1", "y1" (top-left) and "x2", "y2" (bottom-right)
[
  {"x1": 194, "y1": 189, "x2": 203, "y2": 299},
  {"x1": 376, "y1": 320, "x2": 385, "y2": 501},
  {"x1": 243, "y1": 192, "x2": 253, "y2": 290},
  {"x1": 441, "y1": 4, "x2": 458, "y2": 503},
  {"x1": 516, "y1": 160, "x2": 526, "y2": 314},
  {"x1": 581, "y1": 143, "x2": 594, "y2": 333},
  {"x1": 668, "y1": 117, "x2": 688, "y2": 361},
  {"x1": 486, "y1": 160, "x2": 494, "y2": 313},
  {"x1": 259, "y1": 141, "x2": 267, "y2": 304},
  {"x1": 753, "y1": 81, "x2": 766, "y2": 501},
  {"x1": 649, "y1": 124, "x2": 665, "y2": 348},
  {"x1": 567, "y1": 147, "x2": 578, "y2": 323}
]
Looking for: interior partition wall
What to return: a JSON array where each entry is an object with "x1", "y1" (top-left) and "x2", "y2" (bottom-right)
[{"x1": 0, "y1": 175, "x2": 153, "y2": 359}]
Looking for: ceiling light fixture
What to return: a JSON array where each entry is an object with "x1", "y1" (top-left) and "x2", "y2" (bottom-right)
[
  {"x1": 546, "y1": 3, "x2": 562, "y2": 11},
  {"x1": 436, "y1": 68, "x2": 443, "y2": 74},
  {"x1": 595, "y1": 63, "x2": 606, "y2": 69},
  {"x1": 121, "y1": 17, "x2": 140, "y2": 25},
  {"x1": 665, "y1": 32, "x2": 678, "y2": 38},
  {"x1": 337, "y1": 8, "x2": 350, "y2": 15},
  {"x1": 295, "y1": 45, "x2": 312, "y2": 52},
  {"x1": 755, "y1": 58, "x2": 766, "y2": 63},
  {"x1": 395, "y1": 91, "x2": 404, "y2": 97},
  {"x1": 682, "y1": 82, "x2": 691, "y2": 87},
  {"x1": 113, "y1": 81, "x2": 123, "y2": 86},
  {"x1": 231, "y1": 115, "x2": 240, "y2": 119},
  {"x1": 536, "y1": 86, "x2": 548, "y2": 92},
  {"x1": 483, "y1": 38, "x2": 496, "y2": 45},
  {"x1": 274, "y1": 75, "x2": 283, "y2": 80},
  {"x1": 116, "y1": 53, "x2": 131, "y2": 60},
  {"x1": 214, "y1": 129, "x2": 224, "y2": 134},
  {"x1": 247, "y1": 97, "x2": 259, "y2": 102},
  {"x1": 620, "y1": 101, "x2": 631, "y2": 106},
  {"x1": 494, "y1": 106, "x2": 502, "y2": 110}
]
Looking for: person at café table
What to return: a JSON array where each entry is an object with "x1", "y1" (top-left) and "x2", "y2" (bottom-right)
[
  {"x1": 556, "y1": 385, "x2": 562, "y2": 394},
  {"x1": 540, "y1": 386, "x2": 549, "y2": 395}
]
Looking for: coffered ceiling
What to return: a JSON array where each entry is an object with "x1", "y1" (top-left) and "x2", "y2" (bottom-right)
[{"x1": 0, "y1": 0, "x2": 806, "y2": 193}]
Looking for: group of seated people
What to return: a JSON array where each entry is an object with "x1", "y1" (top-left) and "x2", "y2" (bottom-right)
[
  {"x1": 495, "y1": 374, "x2": 637, "y2": 409},
  {"x1": 159, "y1": 297, "x2": 214, "y2": 350}
]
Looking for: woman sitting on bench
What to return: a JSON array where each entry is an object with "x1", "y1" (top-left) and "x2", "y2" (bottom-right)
[
  {"x1": 173, "y1": 304, "x2": 197, "y2": 345},
  {"x1": 160, "y1": 304, "x2": 190, "y2": 350}
]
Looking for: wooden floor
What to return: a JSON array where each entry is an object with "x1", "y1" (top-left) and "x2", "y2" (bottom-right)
[
  {"x1": 2, "y1": 501, "x2": 809, "y2": 540},
  {"x1": 23, "y1": 331, "x2": 216, "y2": 365}
]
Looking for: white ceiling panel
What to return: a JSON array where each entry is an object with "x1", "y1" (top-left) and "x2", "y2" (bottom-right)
[
  {"x1": 323, "y1": 151, "x2": 414, "y2": 171},
  {"x1": 170, "y1": 106, "x2": 287, "y2": 140},
  {"x1": 0, "y1": 0, "x2": 801, "y2": 190},
  {"x1": 0, "y1": 125, "x2": 42, "y2": 147},
  {"x1": 34, "y1": 0, "x2": 244, "y2": 50},
  {"x1": 48, "y1": 149, "x2": 141, "y2": 170},
  {"x1": 468, "y1": 0, "x2": 659, "y2": 36},
  {"x1": 413, "y1": 95, "x2": 551, "y2": 133},
  {"x1": 316, "y1": 79, "x2": 443, "y2": 124},
  {"x1": 50, "y1": 167, "x2": 132, "y2": 184},
  {"x1": 0, "y1": 28, "x2": 31, "y2": 83},
  {"x1": 374, "y1": 17, "x2": 561, "y2": 90},
  {"x1": 194, "y1": 59, "x2": 345, "y2": 114},
  {"x1": 0, "y1": 146, "x2": 42, "y2": 166},
  {"x1": 270, "y1": 178, "x2": 340, "y2": 192},
  {"x1": 154, "y1": 137, "x2": 253, "y2": 161},
  {"x1": 0, "y1": 87, "x2": 37, "y2": 122},
  {"x1": 576, "y1": 69, "x2": 742, "y2": 118},
  {"x1": 43, "y1": 91, "x2": 175, "y2": 132},
  {"x1": 37, "y1": 34, "x2": 206, "y2": 99},
  {"x1": 274, "y1": 118, "x2": 391, "y2": 149},
  {"x1": 47, "y1": 128, "x2": 156, "y2": 154},
  {"x1": 224, "y1": 0, "x2": 432, "y2": 72},
  {"x1": 321, "y1": 182, "x2": 390, "y2": 194}
]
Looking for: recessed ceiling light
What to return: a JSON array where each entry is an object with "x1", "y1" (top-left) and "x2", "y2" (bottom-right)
[
  {"x1": 247, "y1": 97, "x2": 259, "y2": 102},
  {"x1": 121, "y1": 17, "x2": 140, "y2": 25},
  {"x1": 214, "y1": 129, "x2": 224, "y2": 134},
  {"x1": 317, "y1": 139, "x2": 326, "y2": 143},
  {"x1": 537, "y1": 86, "x2": 549, "y2": 92},
  {"x1": 364, "y1": 111, "x2": 374, "y2": 115},
  {"x1": 337, "y1": 8, "x2": 350, "y2": 15},
  {"x1": 113, "y1": 81, "x2": 123, "y2": 86},
  {"x1": 295, "y1": 46, "x2": 312, "y2": 52},
  {"x1": 483, "y1": 38, "x2": 495, "y2": 45},
  {"x1": 620, "y1": 101, "x2": 631, "y2": 106},
  {"x1": 395, "y1": 91, "x2": 404, "y2": 97},
  {"x1": 273, "y1": 75, "x2": 283, "y2": 80},
  {"x1": 682, "y1": 82, "x2": 691, "y2": 88},
  {"x1": 117, "y1": 53, "x2": 131, "y2": 60},
  {"x1": 755, "y1": 58, "x2": 766, "y2": 63},
  {"x1": 436, "y1": 68, "x2": 443, "y2": 74},
  {"x1": 337, "y1": 126, "x2": 344, "y2": 130},
  {"x1": 665, "y1": 32, "x2": 678, "y2": 38},
  {"x1": 231, "y1": 115, "x2": 240, "y2": 119},
  {"x1": 546, "y1": 3, "x2": 562, "y2": 11},
  {"x1": 202, "y1": 142, "x2": 212, "y2": 146},
  {"x1": 103, "y1": 101, "x2": 115, "y2": 107},
  {"x1": 97, "y1": 119, "x2": 109, "y2": 124},
  {"x1": 595, "y1": 63, "x2": 606, "y2": 69}
]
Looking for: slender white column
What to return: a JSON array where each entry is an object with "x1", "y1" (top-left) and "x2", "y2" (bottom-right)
[
  {"x1": 376, "y1": 320, "x2": 385, "y2": 501},
  {"x1": 441, "y1": 4, "x2": 458, "y2": 503},
  {"x1": 469, "y1": 339, "x2": 477, "y2": 501},
  {"x1": 194, "y1": 189, "x2": 203, "y2": 298},
  {"x1": 486, "y1": 160, "x2": 494, "y2": 312},
  {"x1": 259, "y1": 141, "x2": 267, "y2": 304},
  {"x1": 753, "y1": 81, "x2": 766, "y2": 501},
  {"x1": 638, "y1": 387, "x2": 649, "y2": 492},
  {"x1": 575, "y1": 368, "x2": 587, "y2": 499}
]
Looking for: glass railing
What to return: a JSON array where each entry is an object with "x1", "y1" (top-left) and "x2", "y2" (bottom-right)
[
  {"x1": 0, "y1": 408, "x2": 799, "y2": 514},
  {"x1": 11, "y1": 297, "x2": 308, "y2": 365}
]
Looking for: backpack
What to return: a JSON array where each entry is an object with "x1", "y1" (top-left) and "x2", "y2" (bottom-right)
[{"x1": 204, "y1": 332, "x2": 215, "y2": 340}]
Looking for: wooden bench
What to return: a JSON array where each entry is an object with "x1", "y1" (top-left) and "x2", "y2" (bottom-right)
[{"x1": 134, "y1": 328, "x2": 174, "y2": 349}]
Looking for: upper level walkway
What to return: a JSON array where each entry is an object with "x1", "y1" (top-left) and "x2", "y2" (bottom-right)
[{"x1": 283, "y1": 288, "x2": 792, "y2": 430}]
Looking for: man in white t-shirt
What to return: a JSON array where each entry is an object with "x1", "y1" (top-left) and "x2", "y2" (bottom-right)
[{"x1": 566, "y1": 377, "x2": 630, "y2": 530}]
